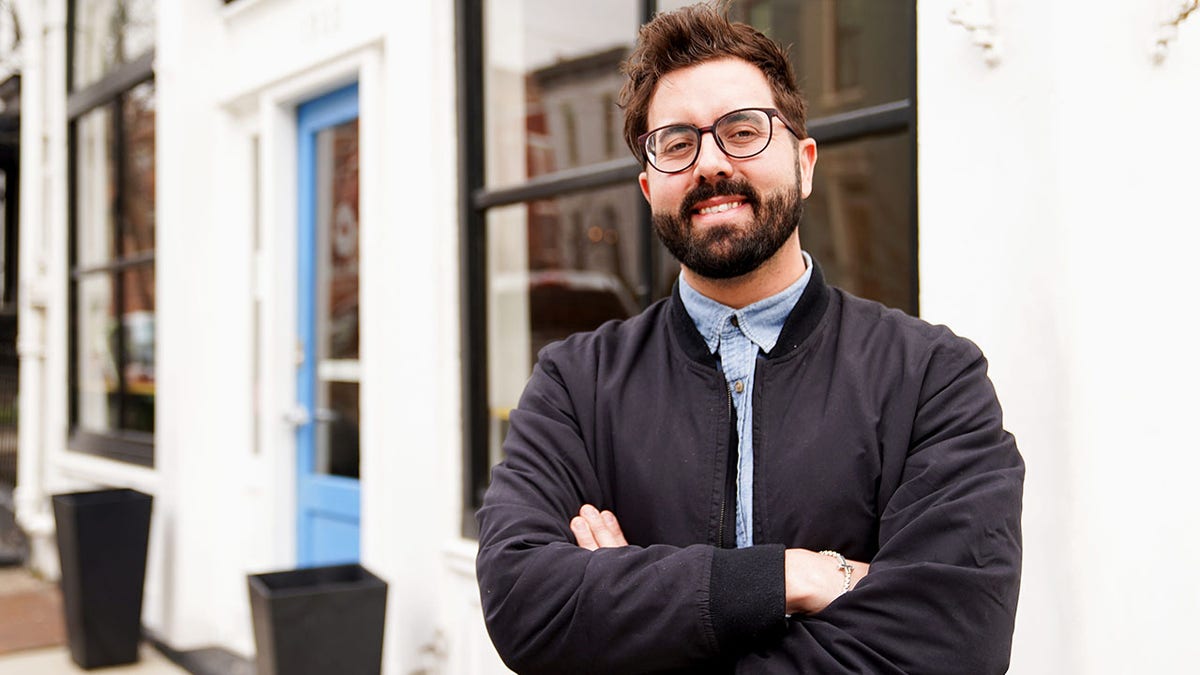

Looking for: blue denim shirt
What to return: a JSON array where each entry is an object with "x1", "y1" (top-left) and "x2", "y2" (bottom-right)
[{"x1": 678, "y1": 252, "x2": 813, "y2": 547}]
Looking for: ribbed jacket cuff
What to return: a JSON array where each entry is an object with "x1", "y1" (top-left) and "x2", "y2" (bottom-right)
[{"x1": 709, "y1": 544, "x2": 787, "y2": 651}]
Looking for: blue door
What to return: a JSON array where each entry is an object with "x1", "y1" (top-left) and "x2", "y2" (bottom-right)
[{"x1": 296, "y1": 84, "x2": 361, "y2": 566}]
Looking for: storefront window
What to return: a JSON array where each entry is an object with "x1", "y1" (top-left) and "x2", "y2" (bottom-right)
[
  {"x1": 68, "y1": 1, "x2": 156, "y2": 465},
  {"x1": 459, "y1": 0, "x2": 916, "y2": 533}
]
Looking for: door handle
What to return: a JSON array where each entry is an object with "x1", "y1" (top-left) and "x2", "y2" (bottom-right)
[
  {"x1": 283, "y1": 406, "x2": 339, "y2": 426},
  {"x1": 283, "y1": 405, "x2": 310, "y2": 426}
]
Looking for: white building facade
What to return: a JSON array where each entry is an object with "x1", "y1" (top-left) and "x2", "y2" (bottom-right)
[{"x1": 6, "y1": 1, "x2": 1199, "y2": 673}]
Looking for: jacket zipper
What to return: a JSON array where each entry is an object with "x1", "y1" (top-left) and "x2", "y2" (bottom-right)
[{"x1": 717, "y1": 384, "x2": 737, "y2": 548}]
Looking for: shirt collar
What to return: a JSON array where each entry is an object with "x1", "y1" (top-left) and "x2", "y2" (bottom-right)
[{"x1": 679, "y1": 251, "x2": 814, "y2": 355}]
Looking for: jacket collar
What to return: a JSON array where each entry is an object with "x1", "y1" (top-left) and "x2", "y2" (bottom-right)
[{"x1": 670, "y1": 257, "x2": 832, "y2": 366}]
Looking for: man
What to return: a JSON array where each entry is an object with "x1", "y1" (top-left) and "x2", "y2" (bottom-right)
[{"x1": 476, "y1": 5, "x2": 1023, "y2": 674}]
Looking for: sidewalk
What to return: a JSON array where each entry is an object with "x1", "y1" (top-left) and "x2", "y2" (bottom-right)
[{"x1": 0, "y1": 644, "x2": 186, "y2": 675}]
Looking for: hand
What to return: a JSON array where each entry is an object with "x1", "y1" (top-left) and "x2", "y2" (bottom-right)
[
  {"x1": 784, "y1": 549, "x2": 869, "y2": 615},
  {"x1": 569, "y1": 504, "x2": 628, "y2": 550}
]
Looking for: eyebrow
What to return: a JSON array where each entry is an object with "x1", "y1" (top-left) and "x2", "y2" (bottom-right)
[{"x1": 650, "y1": 107, "x2": 773, "y2": 129}]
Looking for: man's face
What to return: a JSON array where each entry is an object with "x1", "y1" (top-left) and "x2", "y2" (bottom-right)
[{"x1": 638, "y1": 58, "x2": 817, "y2": 280}]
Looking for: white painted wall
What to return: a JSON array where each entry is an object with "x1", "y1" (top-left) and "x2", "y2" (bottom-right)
[
  {"x1": 16, "y1": 0, "x2": 473, "y2": 672},
  {"x1": 919, "y1": 1, "x2": 1200, "y2": 672}
]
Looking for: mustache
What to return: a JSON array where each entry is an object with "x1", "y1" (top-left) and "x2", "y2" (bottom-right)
[{"x1": 679, "y1": 179, "x2": 761, "y2": 220}]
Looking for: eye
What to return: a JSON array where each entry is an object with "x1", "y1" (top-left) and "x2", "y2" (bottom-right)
[
  {"x1": 720, "y1": 123, "x2": 767, "y2": 145},
  {"x1": 654, "y1": 129, "x2": 696, "y2": 158}
]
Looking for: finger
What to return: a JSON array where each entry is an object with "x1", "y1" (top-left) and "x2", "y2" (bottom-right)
[
  {"x1": 581, "y1": 504, "x2": 621, "y2": 548},
  {"x1": 601, "y1": 510, "x2": 628, "y2": 546},
  {"x1": 570, "y1": 516, "x2": 598, "y2": 550}
]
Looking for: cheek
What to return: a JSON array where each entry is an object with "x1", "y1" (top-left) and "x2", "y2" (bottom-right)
[{"x1": 647, "y1": 178, "x2": 686, "y2": 213}]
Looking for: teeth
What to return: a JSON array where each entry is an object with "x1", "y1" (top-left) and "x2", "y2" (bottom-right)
[{"x1": 698, "y1": 201, "x2": 743, "y2": 215}]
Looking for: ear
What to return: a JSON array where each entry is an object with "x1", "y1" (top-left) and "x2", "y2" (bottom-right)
[
  {"x1": 797, "y1": 138, "x2": 817, "y2": 199},
  {"x1": 638, "y1": 171, "x2": 651, "y2": 203}
]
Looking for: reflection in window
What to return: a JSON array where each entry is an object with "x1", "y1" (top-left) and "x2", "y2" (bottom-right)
[
  {"x1": 314, "y1": 118, "x2": 360, "y2": 479},
  {"x1": 485, "y1": 185, "x2": 646, "y2": 467},
  {"x1": 602, "y1": 93, "x2": 618, "y2": 159},
  {"x1": 804, "y1": 133, "x2": 912, "y2": 312},
  {"x1": 833, "y1": 0, "x2": 864, "y2": 92},
  {"x1": 560, "y1": 102, "x2": 579, "y2": 167},
  {"x1": 72, "y1": 0, "x2": 157, "y2": 90},
  {"x1": 463, "y1": 0, "x2": 915, "y2": 525},
  {"x1": 484, "y1": 0, "x2": 639, "y2": 187},
  {"x1": 71, "y1": 81, "x2": 157, "y2": 438},
  {"x1": 76, "y1": 275, "x2": 116, "y2": 433},
  {"x1": 121, "y1": 82, "x2": 156, "y2": 257}
]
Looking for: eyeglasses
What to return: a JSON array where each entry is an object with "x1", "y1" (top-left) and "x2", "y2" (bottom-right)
[{"x1": 638, "y1": 107, "x2": 798, "y2": 174}]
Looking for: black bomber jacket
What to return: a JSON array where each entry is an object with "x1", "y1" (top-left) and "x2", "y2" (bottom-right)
[{"x1": 476, "y1": 262, "x2": 1024, "y2": 674}]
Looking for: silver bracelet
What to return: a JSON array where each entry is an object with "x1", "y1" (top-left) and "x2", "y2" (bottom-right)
[{"x1": 818, "y1": 550, "x2": 854, "y2": 594}]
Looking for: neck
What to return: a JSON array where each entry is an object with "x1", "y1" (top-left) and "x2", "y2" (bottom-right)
[{"x1": 682, "y1": 237, "x2": 806, "y2": 309}]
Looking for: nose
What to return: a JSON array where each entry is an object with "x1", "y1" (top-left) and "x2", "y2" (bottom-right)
[{"x1": 692, "y1": 130, "x2": 733, "y2": 183}]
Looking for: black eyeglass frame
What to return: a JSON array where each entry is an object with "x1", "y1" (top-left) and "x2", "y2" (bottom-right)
[{"x1": 637, "y1": 107, "x2": 800, "y2": 174}]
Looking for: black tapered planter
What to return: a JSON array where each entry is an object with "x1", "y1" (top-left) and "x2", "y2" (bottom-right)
[
  {"x1": 52, "y1": 488, "x2": 153, "y2": 670},
  {"x1": 248, "y1": 563, "x2": 388, "y2": 675}
]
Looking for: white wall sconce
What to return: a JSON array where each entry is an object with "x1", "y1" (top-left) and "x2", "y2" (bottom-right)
[
  {"x1": 1152, "y1": 0, "x2": 1198, "y2": 63},
  {"x1": 949, "y1": 0, "x2": 1002, "y2": 67}
]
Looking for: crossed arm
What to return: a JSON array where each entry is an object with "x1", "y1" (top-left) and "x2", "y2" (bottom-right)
[
  {"x1": 569, "y1": 504, "x2": 869, "y2": 616},
  {"x1": 478, "y1": 342, "x2": 1023, "y2": 673}
]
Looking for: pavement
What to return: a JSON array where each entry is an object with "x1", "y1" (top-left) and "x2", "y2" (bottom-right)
[{"x1": 0, "y1": 644, "x2": 186, "y2": 675}]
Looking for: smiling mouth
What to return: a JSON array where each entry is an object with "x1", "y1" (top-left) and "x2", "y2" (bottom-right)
[{"x1": 694, "y1": 200, "x2": 745, "y2": 216}]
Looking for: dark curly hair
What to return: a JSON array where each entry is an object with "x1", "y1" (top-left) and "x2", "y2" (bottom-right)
[{"x1": 619, "y1": 2, "x2": 809, "y2": 163}]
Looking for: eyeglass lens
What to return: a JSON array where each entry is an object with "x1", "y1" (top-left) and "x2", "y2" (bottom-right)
[{"x1": 646, "y1": 109, "x2": 773, "y2": 173}]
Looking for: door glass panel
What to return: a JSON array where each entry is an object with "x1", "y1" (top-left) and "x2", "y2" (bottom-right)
[
  {"x1": 314, "y1": 117, "x2": 359, "y2": 478},
  {"x1": 317, "y1": 119, "x2": 359, "y2": 361},
  {"x1": 318, "y1": 381, "x2": 359, "y2": 479}
]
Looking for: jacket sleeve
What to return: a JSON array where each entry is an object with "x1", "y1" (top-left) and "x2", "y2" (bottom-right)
[
  {"x1": 476, "y1": 356, "x2": 787, "y2": 674},
  {"x1": 735, "y1": 340, "x2": 1025, "y2": 674}
]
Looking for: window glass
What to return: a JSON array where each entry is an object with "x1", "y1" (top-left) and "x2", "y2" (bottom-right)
[
  {"x1": 484, "y1": 0, "x2": 639, "y2": 188},
  {"x1": 75, "y1": 105, "x2": 115, "y2": 269},
  {"x1": 655, "y1": 0, "x2": 911, "y2": 120},
  {"x1": 70, "y1": 85, "x2": 157, "y2": 441},
  {"x1": 753, "y1": 0, "x2": 909, "y2": 119},
  {"x1": 463, "y1": 0, "x2": 915, "y2": 527},
  {"x1": 485, "y1": 184, "x2": 646, "y2": 465},
  {"x1": 76, "y1": 274, "x2": 117, "y2": 433},
  {"x1": 804, "y1": 133, "x2": 912, "y2": 312},
  {"x1": 72, "y1": 0, "x2": 156, "y2": 90},
  {"x1": 69, "y1": 0, "x2": 157, "y2": 463},
  {"x1": 121, "y1": 81, "x2": 156, "y2": 258},
  {"x1": 121, "y1": 266, "x2": 155, "y2": 432}
]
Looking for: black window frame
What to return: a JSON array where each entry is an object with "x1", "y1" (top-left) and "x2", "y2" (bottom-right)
[
  {"x1": 456, "y1": 0, "x2": 917, "y2": 536},
  {"x1": 66, "y1": 1, "x2": 156, "y2": 467}
]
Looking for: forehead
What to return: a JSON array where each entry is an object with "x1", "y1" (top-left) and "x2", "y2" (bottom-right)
[{"x1": 647, "y1": 57, "x2": 775, "y2": 127}]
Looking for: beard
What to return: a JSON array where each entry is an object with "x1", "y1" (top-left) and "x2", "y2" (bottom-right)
[{"x1": 652, "y1": 177, "x2": 805, "y2": 280}]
